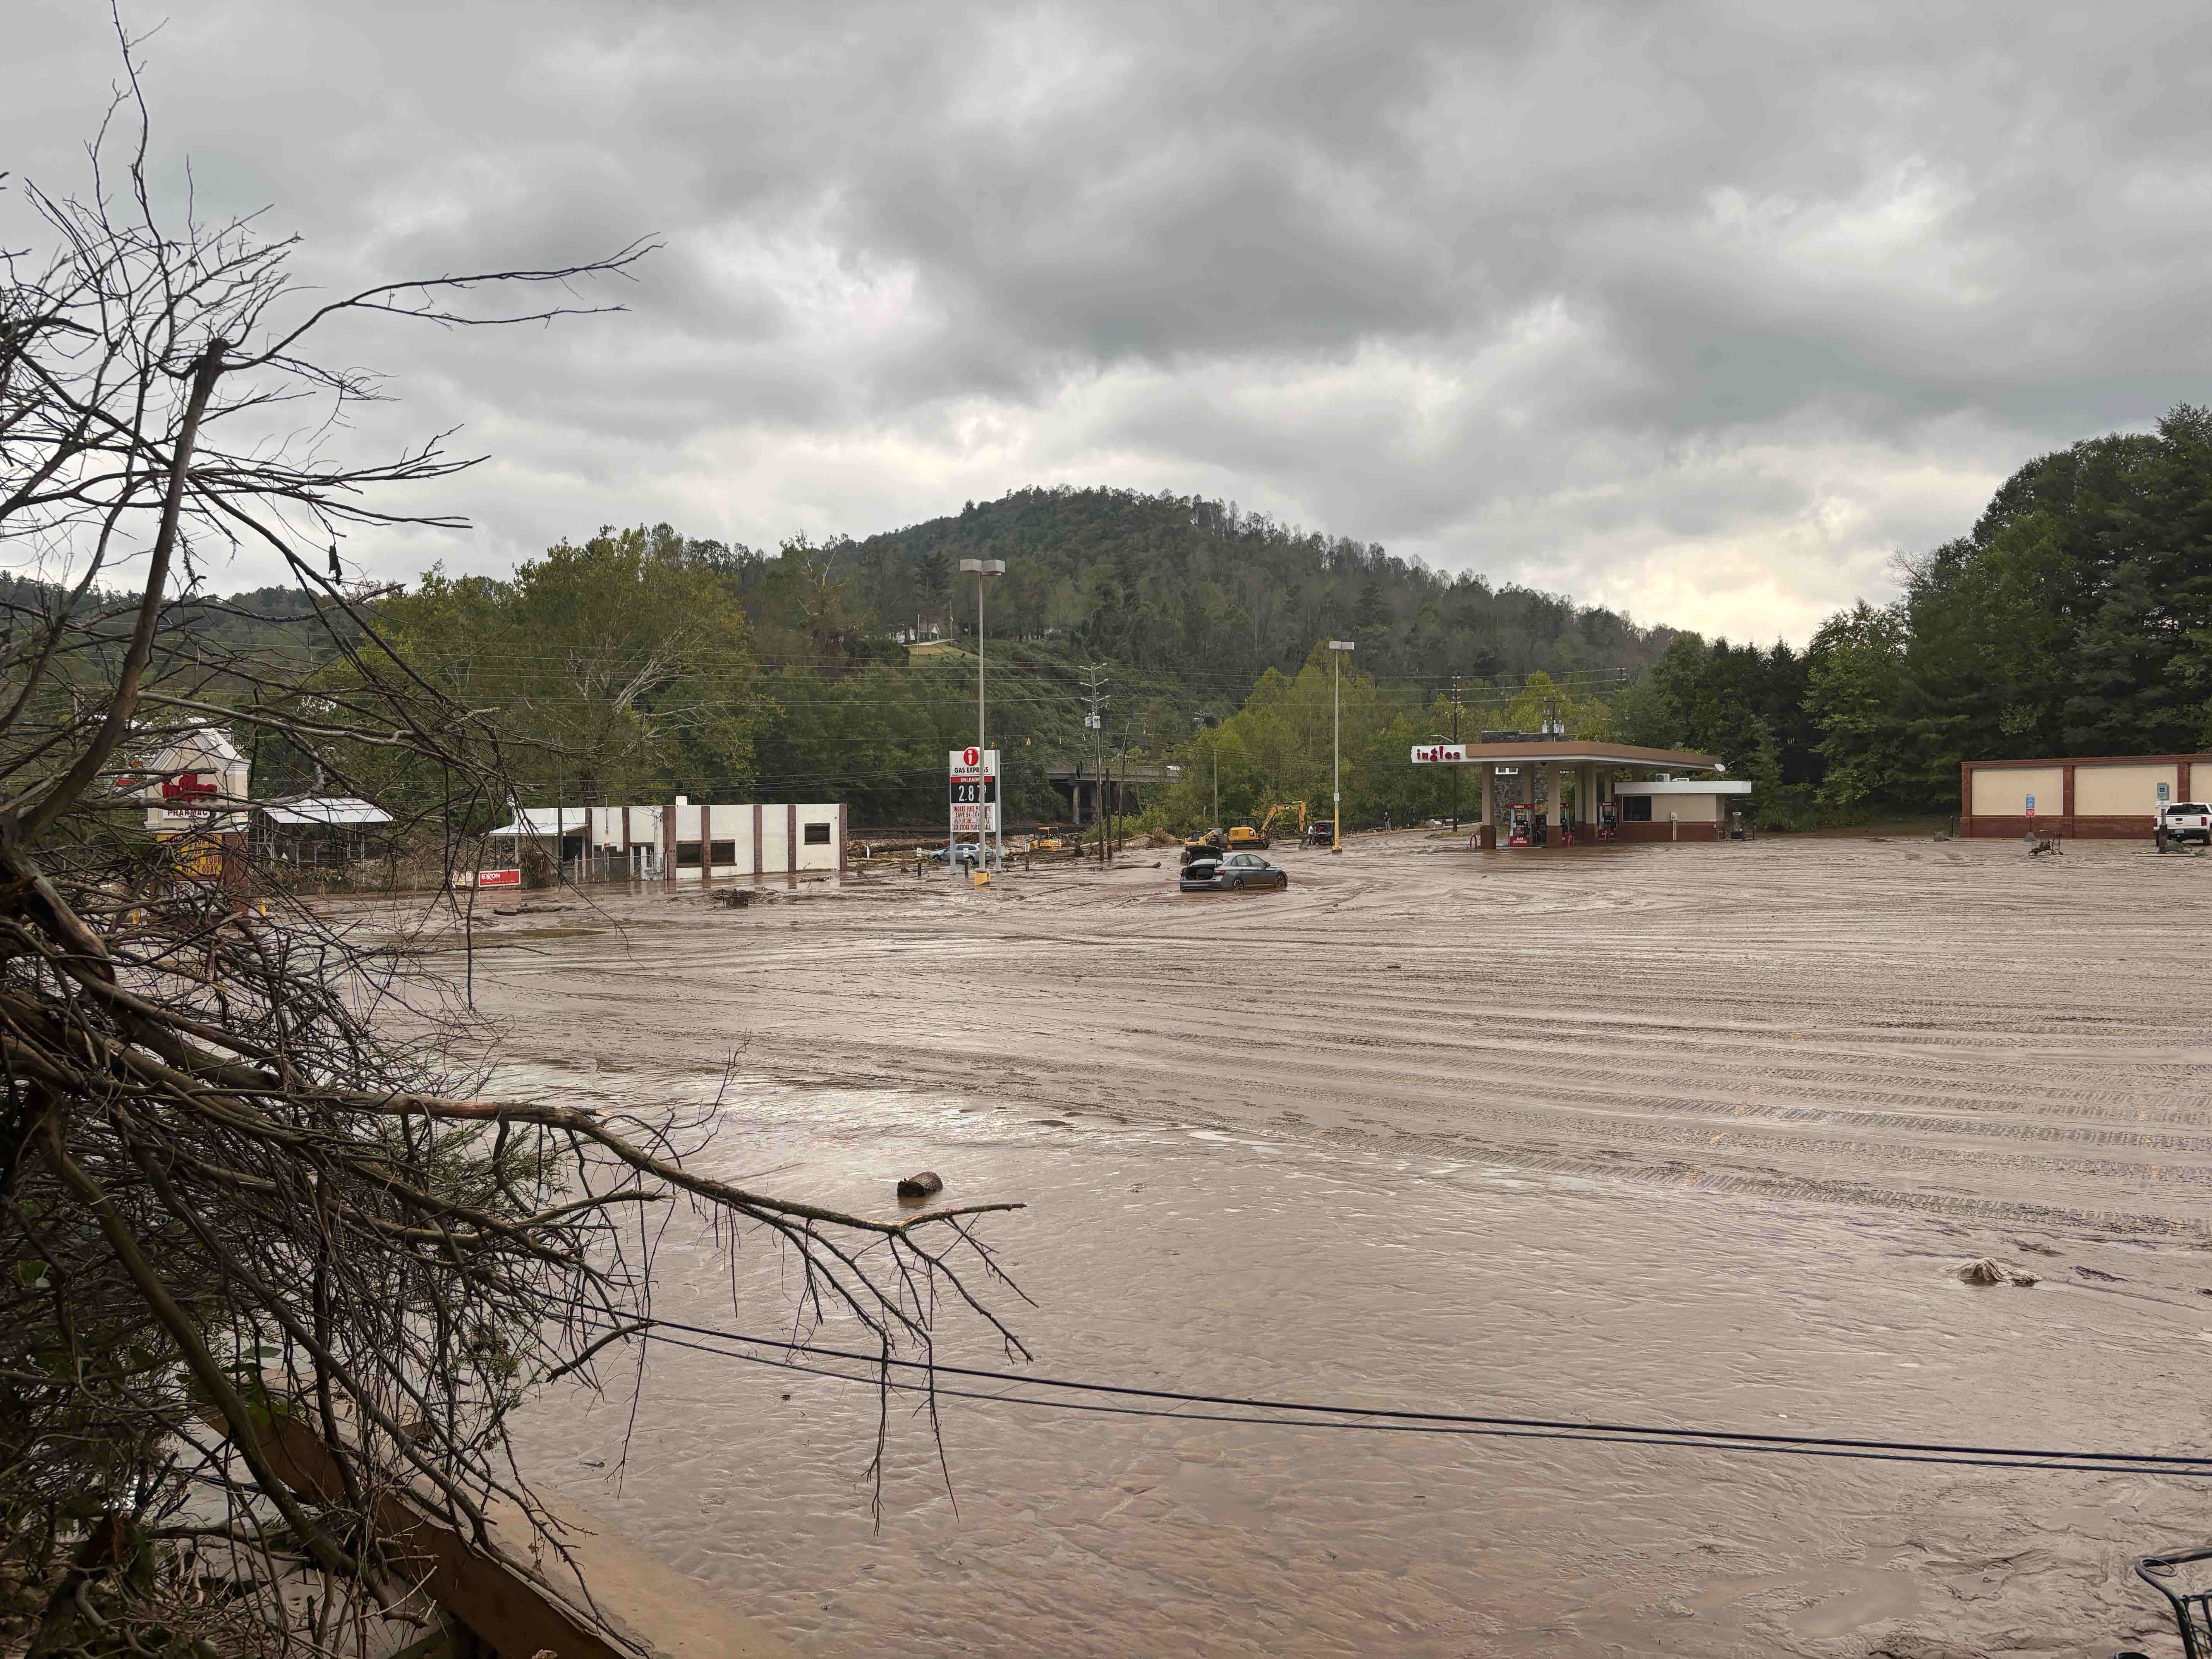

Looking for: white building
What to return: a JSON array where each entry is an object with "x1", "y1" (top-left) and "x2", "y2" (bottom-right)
[{"x1": 486, "y1": 797, "x2": 845, "y2": 881}]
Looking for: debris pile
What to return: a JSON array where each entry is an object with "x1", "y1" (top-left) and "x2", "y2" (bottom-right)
[{"x1": 1957, "y1": 1258, "x2": 2039, "y2": 1287}]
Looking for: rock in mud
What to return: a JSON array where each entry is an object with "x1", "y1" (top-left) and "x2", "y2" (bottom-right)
[
  {"x1": 896, "y1": 1171, "x2": 944, "y2": 1200},
  {"x1": 1957, "y1": 1258, "x2": 2009, "y2": 1286}
]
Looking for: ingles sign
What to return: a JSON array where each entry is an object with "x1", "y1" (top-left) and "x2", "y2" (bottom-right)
[{"x1": 1410, "y1": 745, "x2": 1473, "y2": 764}]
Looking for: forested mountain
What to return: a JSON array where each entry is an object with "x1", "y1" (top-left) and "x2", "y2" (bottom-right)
[
  {"x1": 837, "y1": 486, "x2": 1678, "y2": 687},
  {"x1": 46, "y1": 415, "x2": 2210, "y2": 835},
  {"x1": 10, "y1": 489, "x2": 1677, "y2": 826},
  {"x1": 436, "y1": 492, "x2": 1686, "y2": 823}
]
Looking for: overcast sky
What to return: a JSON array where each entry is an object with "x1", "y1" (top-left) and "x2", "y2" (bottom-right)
[{"x1": 11, "y1": 1, "x2": 2212, "y2": 642}]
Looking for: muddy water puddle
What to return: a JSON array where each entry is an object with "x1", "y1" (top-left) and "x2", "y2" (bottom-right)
[{"x1": 514, "y1": 1079, "x2": 2210, "y2": 1657}]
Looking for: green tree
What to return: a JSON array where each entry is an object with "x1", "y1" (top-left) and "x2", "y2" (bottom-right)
[
  {"x1": 380, "y1": 529, "x2": 765, "y2": 801},
  {"x1": 1805, "y1": 603, "x2": 1911, "y2": 813}
]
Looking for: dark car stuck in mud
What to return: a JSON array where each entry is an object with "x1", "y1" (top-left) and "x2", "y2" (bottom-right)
[{"x1": 1179, "y1": 851, "x2": 1290, "y2": 893}]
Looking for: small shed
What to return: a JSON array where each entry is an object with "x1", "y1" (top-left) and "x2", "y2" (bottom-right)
[{"x1": 256, "y1": 797, "x2": 397, "y2": 870}]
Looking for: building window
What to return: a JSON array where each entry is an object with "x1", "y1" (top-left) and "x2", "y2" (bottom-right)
[
  {"x1": 675, "y1": 840, "x2": 702, "y2": 867},
  {"x1": 1623, "y1": 796, "x2": 1652, "y2": 823},
  {"x1": 804, "y1": 822, "x2": 832, "y2": 845},
  {"x1": 709, "y1": 839, "x2": 736, "y2": 864}
]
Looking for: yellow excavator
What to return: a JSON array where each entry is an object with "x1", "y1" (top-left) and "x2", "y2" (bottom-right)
[
  {"x1": 1182, "y1": 826, "x2": 1228, "y2": 862},
  {"x1": 1228, "y1": 802, "x2": 1306, "y2": 850}
]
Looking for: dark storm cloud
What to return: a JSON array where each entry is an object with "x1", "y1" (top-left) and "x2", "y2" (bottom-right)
[{"x1": 10, "y1": 0, "x2": 2212, "y2": 637}]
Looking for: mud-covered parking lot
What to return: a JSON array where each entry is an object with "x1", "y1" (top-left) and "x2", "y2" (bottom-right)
[{"x1": 452, "y1": 834, "x2": 2212, "y2": 1657}]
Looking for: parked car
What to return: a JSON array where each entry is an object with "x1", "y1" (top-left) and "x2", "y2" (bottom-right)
[
  {"x1": 1179, "y1": 851, "x2": 1290, "y2": 893},
  {"x1": 1304, "y1": 819, "x2": 1334, "y2": 847},
  {"x1": 2156, "y1": 802, "x2": 2212, "y2": 850},
  {"x1": 924, "y1": 842, "x2": 984, "y2": 866}
]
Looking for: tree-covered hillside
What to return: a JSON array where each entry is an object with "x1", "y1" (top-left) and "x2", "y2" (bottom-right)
[
  {"x1": 840, "y1": 487, "x2": 1678, "y2": 687},
  {"x1": 5, "y1": 489, "x2": 1681, "y2": 828}
]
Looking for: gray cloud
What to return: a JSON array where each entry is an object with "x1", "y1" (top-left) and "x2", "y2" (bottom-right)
[{"x1": 9, "y1": 0, "x2": 2212, "y2": 641}]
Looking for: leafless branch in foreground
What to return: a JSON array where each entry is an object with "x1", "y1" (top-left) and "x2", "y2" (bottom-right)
[{"x1": 0, "y1": 42, "x2": 1024, "y2": 1659}]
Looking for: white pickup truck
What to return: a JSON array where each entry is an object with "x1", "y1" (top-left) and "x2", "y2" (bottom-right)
[{"x1": 2155, "y1": 801, "x2": 2212, "y2": 849}]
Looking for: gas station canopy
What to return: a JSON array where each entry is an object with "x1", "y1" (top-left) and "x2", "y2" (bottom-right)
[{"x1": 1410, "y1": 740, "x2": 1724, "y2": 771}]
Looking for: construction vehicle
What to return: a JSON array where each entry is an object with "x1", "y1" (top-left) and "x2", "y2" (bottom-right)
[
  {"x1": 1027, "y1": 825, "x2": 1072, "y2": 854},
  {"x1": 1182, "y1": 826, "x2": 1228, "y2": 864},
  {"x1": 1255, "y1": 801, "x2": 1307, "y2": 847},
  {"x1": 1226, "y1": 820, "x2": 1268, "y2": 851}
]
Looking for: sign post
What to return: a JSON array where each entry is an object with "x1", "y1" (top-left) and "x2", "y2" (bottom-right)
[
  {"x1": 948, "y1": 747, "x2": 1000, "y2": 871},
  {"x1": 1328, "y1": 641, "x2": 1355, "y2": 853}
]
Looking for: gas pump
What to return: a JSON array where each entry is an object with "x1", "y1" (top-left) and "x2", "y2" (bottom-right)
[
  {"x1": 1596, "y1": 804, "x2": 1619, "y2": 842},
  {"x1": 1506, "y1": 803, "x2": 1534, "y2": 847}
]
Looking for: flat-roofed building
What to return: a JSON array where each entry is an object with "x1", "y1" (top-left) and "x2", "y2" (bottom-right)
[
  {"x1": 1410, "y1": 739, "x2": 1731, "y2": 846},
  {"x1": 485, "y1": 798, "x2": 845, "y2": 881},
  {"x1": 1960, "y1": 754, "x2": 2212, "y2": 838}
]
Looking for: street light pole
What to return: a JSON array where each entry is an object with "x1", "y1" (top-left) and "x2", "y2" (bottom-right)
[
  {"x1": 1449, "y1": 673, "x2": 1461, "y2": 832},
  {"x1": 959, "y1": 557, "x2": 1006, "y2": 866},
  {"x1": 1328, "y1": 639, "x2": 1354, "y2": 854}
]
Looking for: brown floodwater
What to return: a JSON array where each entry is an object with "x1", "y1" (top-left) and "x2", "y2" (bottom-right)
[{"x1": 433, "y1": 835, "x2": 2212, "y2": 1656}]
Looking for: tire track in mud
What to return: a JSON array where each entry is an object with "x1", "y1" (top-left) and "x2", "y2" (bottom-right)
[{"x1": 471, "y1": 835, "x2": 2212, "y2": 1242}]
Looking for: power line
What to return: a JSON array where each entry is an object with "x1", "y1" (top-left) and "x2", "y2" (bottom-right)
[{"x1": 605, "y1": 1317, "x2": 2212, "y2": 1480}]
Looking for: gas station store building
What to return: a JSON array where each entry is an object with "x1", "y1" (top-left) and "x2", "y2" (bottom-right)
[{"x1": 1410, "y1": 739, "x2": 1749, "y2": 847}]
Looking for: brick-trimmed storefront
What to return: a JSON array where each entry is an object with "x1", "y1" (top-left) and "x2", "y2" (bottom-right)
[
  {"x1": 1614, "y1": 821, "x2": 1721, "y2": 843},
  {"x1": 1960, "y1": 755, "x2": 2211, "y2": 839}
]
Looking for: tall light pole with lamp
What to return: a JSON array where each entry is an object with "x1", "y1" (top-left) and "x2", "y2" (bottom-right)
[
  {"x1": 1190, "y1": 709, "x2": 1218, "y2": 828},
  {"x1": 960, "y1": 557, "x2": 1006, "y2": 866},
  {"x1": 1328, "y1": 639, "x2": 1355, "y2": 853}
]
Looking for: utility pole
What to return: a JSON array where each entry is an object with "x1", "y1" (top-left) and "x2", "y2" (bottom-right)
[
  {"x1": 1192, "y1": 710, "x2": 1217, "y2": 828},
  {"x1": 959, "y1": 557, "x2": 1005, "y2": 866},
  {"x1": 1449, "y1": 674, "x2": 1462, "y2": 832},
  {"x1": 1328, "y1": 640, "x2": 1354, "y2": 854},
  {"x1": 1080, "y1": 664, "x2": 1109, "y2": 867},
  {"x1": 1109, "y1": 728, "x2": 1123, "y2": 861}
]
